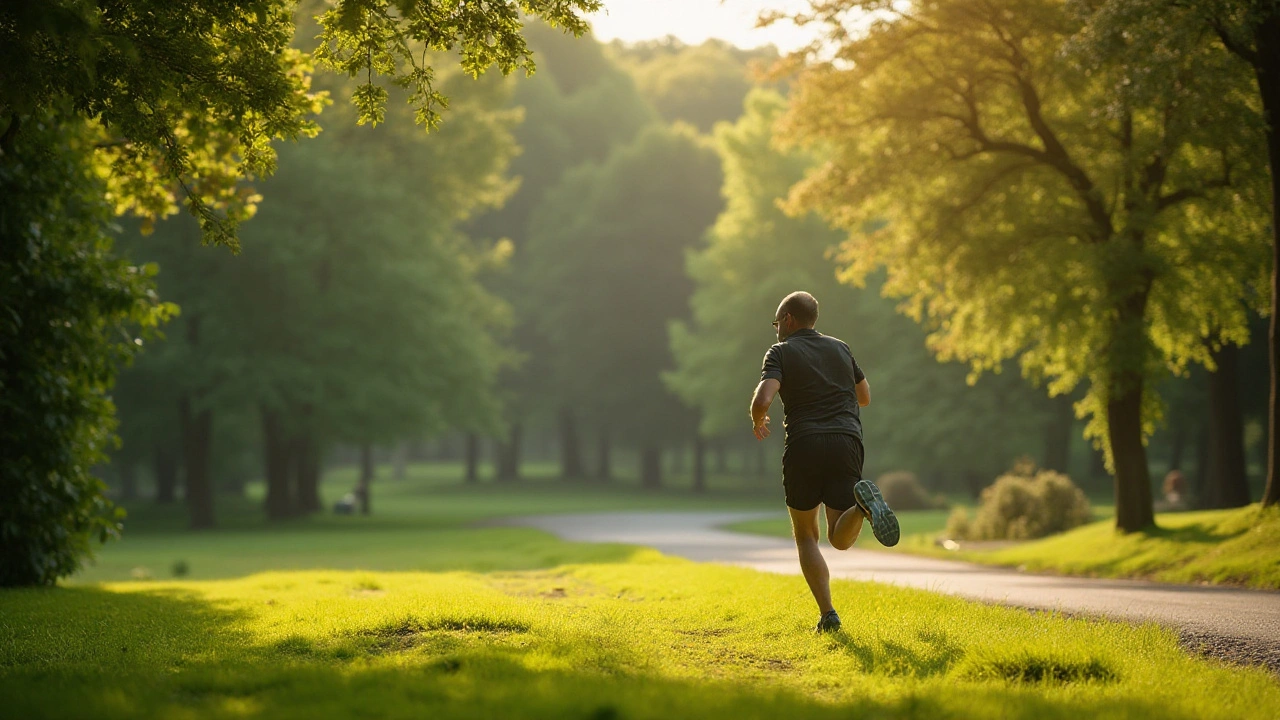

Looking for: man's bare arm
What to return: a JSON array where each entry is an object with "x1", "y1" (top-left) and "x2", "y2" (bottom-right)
[
  {"x1": 855, "y1": 377, "x2": 870, "y2": 407},
  {"x1": 750, "y1": 378, "x2": 781, "y2": 440}
]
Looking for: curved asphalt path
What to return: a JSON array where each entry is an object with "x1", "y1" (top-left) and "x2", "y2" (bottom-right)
[{"x1": 508, "y1": 511, "x2": 1280, "y2": 652}]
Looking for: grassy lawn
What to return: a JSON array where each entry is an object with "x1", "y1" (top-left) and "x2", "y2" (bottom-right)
[
  {"x1": 940, "y1": 504, "x2": 1280, "y2": 590},
  {"x1": 4, "y1": 464, "x2": 1279, "y2": 718}
]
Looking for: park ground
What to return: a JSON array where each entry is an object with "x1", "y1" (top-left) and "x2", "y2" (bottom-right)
[{"x1": 2, "y1": 464, "x2": 1279, "y2": 719}]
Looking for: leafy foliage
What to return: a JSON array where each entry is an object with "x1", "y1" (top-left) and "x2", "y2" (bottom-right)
[
  {"x1": 946, "y1": 459, "x2": 1092, "y2": 541},
  {"x1": 526, "y1": 124, "x2": 724, "y2": 448},
  {"x1": 115, "y1": 72, "x2": 521, "y2": 519},
  {"x1": 666, "y1": 90, "x2": 1050, "y2": 483},
  {"x1": 0, "y1": 119, "x2": 173, "y2": 586},
  {"x1": 774, "y1": 0, "x2": 1270, "y2": 529},
  {"x1": 314, "y1": 0, "x2": 602, "y2": 131}
]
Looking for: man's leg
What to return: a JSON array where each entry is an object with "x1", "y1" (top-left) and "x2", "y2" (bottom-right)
[
  {"x1": 788, "y1": 505, "x2": 833, "y2": 614},
  {"x1": 826, "y1": 504, "x2": 865, "y2": 551}
]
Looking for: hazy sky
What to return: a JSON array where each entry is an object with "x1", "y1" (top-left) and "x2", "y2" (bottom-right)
[{"x1": 585, "y1": 1, "x2": 816, "y2": 51}]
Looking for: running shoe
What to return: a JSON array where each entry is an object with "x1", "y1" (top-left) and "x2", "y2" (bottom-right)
[
  {"x1": 853, "y1": 479, "x2": 900, "y2": 547},
  {"x1": 815, "y1": 609, "x2": 842, "y2": 633}
]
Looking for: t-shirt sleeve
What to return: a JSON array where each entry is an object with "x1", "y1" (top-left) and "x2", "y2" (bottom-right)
[
  {"x1": 760, "y1": 345, "x2": 783, "y2": 382},
  {"x1": 852, "y1": 356, "x2": 866, "y2": 384}
]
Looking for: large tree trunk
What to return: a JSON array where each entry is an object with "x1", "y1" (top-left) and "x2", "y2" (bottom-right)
[
  {"x1": 262, "y1": 407, "x2": 295, "y2": 520},
  {"x1": 595, "y1": 426, "x2": 612, "y2": 482},
  {"x1": 1206, "y1": 344, "x2": 1251, "y2": 508},
  {"x1": 356, "y1": 444, "x2": 373, "y2": 515},
  {"x1": 464, "y1": 433, "x2": 480, "y2": 484},
  {"x1": 1106, "y1": 261, "x2": 1157, "y2": 532},
  {"x1": 1043, "y1": 394, "x2": 1073, "y2": 474},
  {"x1": 1107, "y1": 373, "x2": 1155, "y2": 532},
  {"x1": 1258, "y1": 12, "x2": 1280, "y2": 507},
  {"x1": 294, "y1": 433, "x2": 322, "y2": 514},
  {"x1": 640, "y1": 444, "x2": 662, "y2": 489},
  {"x1": 179, "y1": 397, "x2": 215, "y2": 530},
  {"x1": 154, "y1": 447, "x2": 178, "y2": 503},
  {"x1": 558, "y1": 407, "x2": 584, "y2": 480},
  {"x1": 693, "y1": 436, "x2": 707, "y2": 493},
  {"x1": 495, "y1": 424, "x2": 522, "y2": 481}
]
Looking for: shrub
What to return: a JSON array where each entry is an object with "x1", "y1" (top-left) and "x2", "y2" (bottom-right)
[
  {"x1": 876, "y1": 471, "x2": 943, "y2": 511},
  {"x1": 945, "y1": 458, "x2": 1091, "y2": 541}
]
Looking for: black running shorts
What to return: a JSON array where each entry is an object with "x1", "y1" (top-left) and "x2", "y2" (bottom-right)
[{"x1": 782, "y1": 433, "x2": 864, "y2": 511}]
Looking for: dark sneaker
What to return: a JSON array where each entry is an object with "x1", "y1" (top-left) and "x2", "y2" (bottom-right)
[
  {"x1": 854, "y1": 479, "x2": 900, "y2": 547},
  {"x1": 815, "y1": 610, "x2": 842, "y2": 633}
]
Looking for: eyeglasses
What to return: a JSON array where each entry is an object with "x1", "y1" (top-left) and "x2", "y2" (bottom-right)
[{"x1": 771, "y1": 313, "x2": 790, "y2": 328}]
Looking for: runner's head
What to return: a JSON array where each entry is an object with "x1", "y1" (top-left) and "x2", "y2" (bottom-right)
[{"x1": 773, "y1": 291, "x2": 818, "y2": 340}]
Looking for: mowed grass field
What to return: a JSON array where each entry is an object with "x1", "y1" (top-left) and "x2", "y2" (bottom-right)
[{"x1": 3, "y1": 463, "x2": 1279, "y2": 719}]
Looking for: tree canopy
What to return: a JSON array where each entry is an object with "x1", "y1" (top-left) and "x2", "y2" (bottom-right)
[
  {"x1": 0, "y1": 0, "x2": 599, "y2": 584},
  {"x1": 667, "y1": 90, "x2": 1048, "y2": 484},
  {"x1": 774, "y1": 0, "x2": 1270, "y2": 530}
]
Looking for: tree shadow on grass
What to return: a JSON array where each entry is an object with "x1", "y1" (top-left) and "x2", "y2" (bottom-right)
[
  {"x1": 1139, "y1": 521, "x2": 1235, "y2": 545},
  {"x1": 0, "y1": 585, "x2": 1221, "y2": 720}
]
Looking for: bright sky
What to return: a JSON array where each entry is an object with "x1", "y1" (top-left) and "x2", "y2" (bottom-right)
[{"x1": 585, "y1": 1, "x2": 817, "y2": 51}]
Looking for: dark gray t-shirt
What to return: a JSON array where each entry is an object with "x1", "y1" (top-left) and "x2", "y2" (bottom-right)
[{"x1": 760, "y1": 328, "x2": 866, "y2": 445}]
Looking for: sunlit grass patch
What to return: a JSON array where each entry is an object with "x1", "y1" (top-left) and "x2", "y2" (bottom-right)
[
  {"x1": 7, "y1": 557, "x2": 1276, "y2": 719},
  {"x1": 957, "y1": 504, "x2": 1280, "y2": 589}
]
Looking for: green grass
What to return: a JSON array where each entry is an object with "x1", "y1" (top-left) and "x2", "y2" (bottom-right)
[
  {"x1": 940, "y1": 504, "x2": 1280, "y2": 589},
  {"x1": 5, "y1": 464, "x2": 1278, "y2": 718},
  {"x1": 8, "y1": 555, "x2": 1280, "y2": 717}
]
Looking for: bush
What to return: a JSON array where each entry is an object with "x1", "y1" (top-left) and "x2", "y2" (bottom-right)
[
  {"x1": 945, "y1": 458, "x2": 1091, "y2": 541},
  {"x1": 876, "y1": 471, "x2": 944, "y2": 511}
]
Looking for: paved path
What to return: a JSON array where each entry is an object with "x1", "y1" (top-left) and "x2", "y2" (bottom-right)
[{"x1": 509, "y1": 511, "x2": 1280, "y2": 649}]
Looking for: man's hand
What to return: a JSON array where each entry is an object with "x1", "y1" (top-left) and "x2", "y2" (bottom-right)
[
  {"x1": 750, "y1": 378, "x2": 779, "y2": 440},
  {"x1": 753, "y1": 415, "x2": 771, "y2": 441}
]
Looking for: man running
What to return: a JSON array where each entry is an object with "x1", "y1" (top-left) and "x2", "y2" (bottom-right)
[{"x1": 749, "y1": 291, "x2": 899, "y2": 633}]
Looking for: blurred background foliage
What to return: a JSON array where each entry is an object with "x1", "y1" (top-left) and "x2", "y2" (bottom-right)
[{"x1": 2, "y1": 0, "x2": 1275, "y2": 584}]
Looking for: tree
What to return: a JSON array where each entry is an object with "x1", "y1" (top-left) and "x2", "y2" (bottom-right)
[
  {"x1": 667, "y1": 90, "x2": 1048, "y2": 488},
  {"x1": 119, "y1": 73, "x2": 519, "y2": 522},
  {"x1": 0, "y1": 120, "x2": 172, "y2": 586},
  {"x1": 773, "y1": 0, "x2": 1270, "y2": 531},
  {"x1": 1064, "y1": 0, "x2": 1280, "y2": 506},
  {"x1": 465, "y1": 25, "x2": 657, "y2": 480},
  {"x1": 1, "y1": 0, "x2": 597, "y2": 583},
  {"x1": 527, "y1": 124, "x2": 724, "y2": 487}
]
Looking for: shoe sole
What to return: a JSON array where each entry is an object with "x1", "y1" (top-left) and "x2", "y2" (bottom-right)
[{"x1": 854, "y1": 480, "x2": 900, "y2": 547}]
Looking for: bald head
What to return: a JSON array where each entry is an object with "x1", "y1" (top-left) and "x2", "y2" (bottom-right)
[{"x1": 778, "y1": 291, "x2": 819, "y2": 329}]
